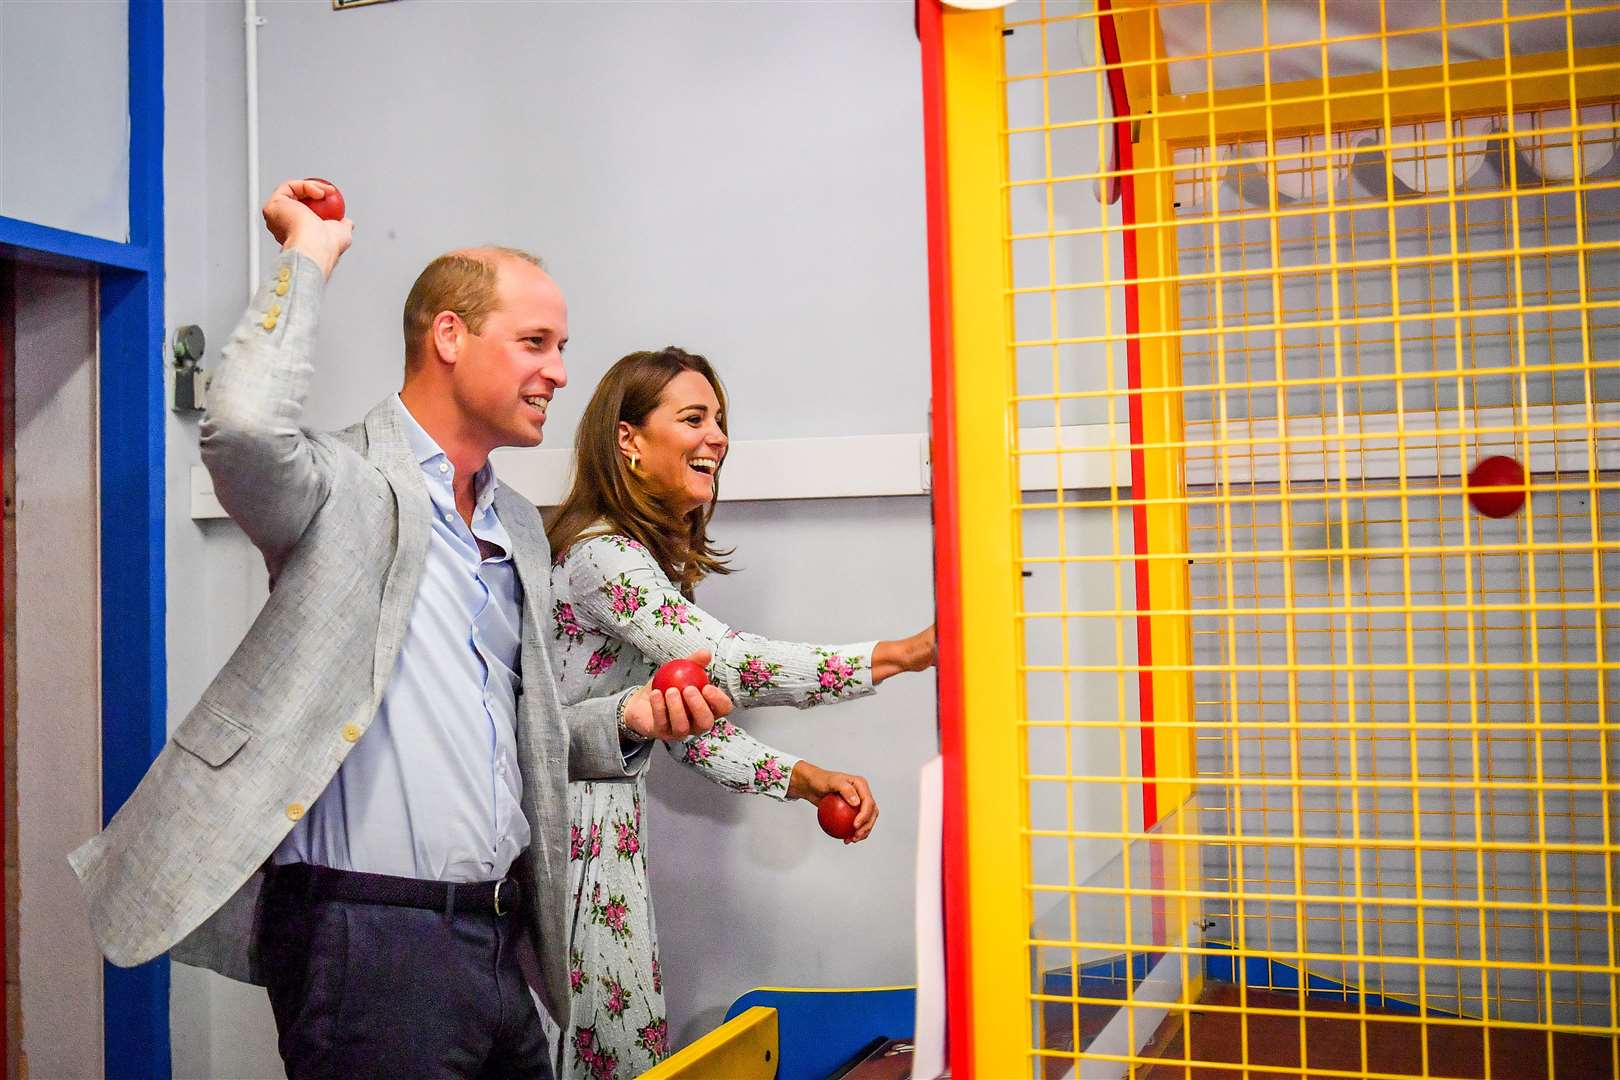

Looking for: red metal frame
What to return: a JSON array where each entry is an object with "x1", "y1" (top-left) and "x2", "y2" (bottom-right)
[
  {"x1": 1097, "y1": 0, "x2": 1161, "y2": 831},
  {"x1": 920, "y1": 4, "x2": 1165, "y2": 1070},
  {"x1": 916, "y1": 2, "x2": 974, "y2": 1075}
]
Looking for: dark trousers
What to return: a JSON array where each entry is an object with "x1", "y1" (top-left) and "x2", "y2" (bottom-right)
[{"x1": 260, "y1": 866, "x2": 554, "y2": 1080}]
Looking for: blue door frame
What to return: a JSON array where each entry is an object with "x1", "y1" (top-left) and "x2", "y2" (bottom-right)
[{"x1": 0, "y1": 2, "x2": 168, "y2": 1076}]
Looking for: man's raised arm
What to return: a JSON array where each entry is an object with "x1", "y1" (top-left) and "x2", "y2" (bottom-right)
[{"x1": 200, "y1": 179, "x2": 354, "y2": 560}]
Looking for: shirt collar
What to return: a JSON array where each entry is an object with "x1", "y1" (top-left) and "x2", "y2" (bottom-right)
[{"x1": 393, "y1": 395, "x2": 497, "y2": 511}]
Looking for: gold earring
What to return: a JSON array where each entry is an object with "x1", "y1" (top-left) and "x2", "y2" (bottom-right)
[{"x1": 628, "y1": 454, "x2": 639, "y2": 472}]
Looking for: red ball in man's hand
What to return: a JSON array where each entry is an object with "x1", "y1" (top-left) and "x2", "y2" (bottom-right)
[
  {"x1": 652, "y1": 659, "x2": 709, "y2": 695},
  {"x1": 1467, "y1": 455, "x2": 1527, "y2": 519},
  {"x1": 817, "y1": 795, "x2": 859, "y2": 840},
  {"x1": 299, "y1": 177, "x2": 346, "y2": 222}
]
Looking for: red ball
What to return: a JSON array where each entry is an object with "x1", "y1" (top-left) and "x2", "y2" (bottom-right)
[
  {"x1": 817, "y1": 795, "x2": 859, "y2": 840},
  {"x1": 299, "y1": 177, "x2": 346, "y2": 222},
  {"x1": 652, "y1": 659, "x2": 709, "y2": 695},
  {"x1": 1467, "y1": 455, "x2": 1527, "y2": 519}
]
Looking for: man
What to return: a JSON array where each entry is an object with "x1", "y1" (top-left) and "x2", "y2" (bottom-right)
[{"x1": 70, "y1": 179, "x2": 726, "y2": 1077}]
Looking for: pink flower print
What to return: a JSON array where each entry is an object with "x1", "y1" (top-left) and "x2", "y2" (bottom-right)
[
  {"x1": 552, "y1": 601, "x2": 584, "y2": 644},
  {"x1": 636, "y1": 1017, "x2": 671, "y2": 1060},
  {"x1": 734, "y1": 654, "x2": 783, "y2": 697},
  {"x1": 590, "y1": 891, "x2": 632, "y2": 940},
  {"x1": 652, "y1": 957, "x2": 662, "y2": 993},
  {"x1": 572, "y1": 1026, "x2": 620, "y2": 1080},
  {"x1": 604, "y1": 575, "x2": 646, "y2": 623},
  {"x1": 710, "y1": 719, "x2": 738, "y2": 739},
  {"x1": 569, "y1": 823, "x2": 585, "y2": 861},
  {"x1": 652, "y1": 595, "x2": 700, "y2": 632},
  {"x1": 569, "y1": 949, "x2": 585, "y2": 994},
  {"x1": 601, "y1": 976, "x2": 632, "y2": 1017},
  {"x1": 589, "y1": 1050, "x2": 619, "y2": 1080},
  {"x1": 753, "y1": 756, "x2": 786, "y2": 789},
  {"x1": 614, "y1": 816, "x2": 640, "y2": 860},
  {"x1": 588, "y1": 822, "x2": 603, "y2": 860},
  {"x1": 807, "y1": 649, "x2": 864, "y2": 705},
  {"x1": 585, "y1": 644, "x2": 618, "y2": 676},
  {"x1": 682, "y1": 736, "x2": 714, "y2": 766}
]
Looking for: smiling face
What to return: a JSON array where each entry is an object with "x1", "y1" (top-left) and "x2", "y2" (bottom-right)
[
  {"x1": 447, "y1": 257, "x2": 569, "y2": 450},
  {"x1": 619, "y1": 369, "x2": 729, "y2": 518}
]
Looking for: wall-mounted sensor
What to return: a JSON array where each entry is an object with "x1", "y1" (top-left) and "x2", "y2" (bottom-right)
[{"x1": 172, "y1": 324, "x2": 210, "y2": 413}]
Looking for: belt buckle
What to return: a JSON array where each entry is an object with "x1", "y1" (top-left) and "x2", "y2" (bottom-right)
[{"x1": 493, "y1": 879, "x2": 508, "y2": 917}]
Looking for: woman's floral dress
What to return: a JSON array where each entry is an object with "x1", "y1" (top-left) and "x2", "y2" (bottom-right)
[{"x1": 547, "y1": 532, "x2": 878, "y2": 1079}]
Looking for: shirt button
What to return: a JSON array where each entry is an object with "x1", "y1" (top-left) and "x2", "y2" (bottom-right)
[
  {"x1": 439, "y1": 462, "x2": 449, "y2": 474},
  {"x1": 285, "y1": 802, "x2": 306, "y2": 822},
  {"x1": 443, "y1": 512, "x2": 454, "y2": 524},
  {"x1": 341, "y1": 723, "x2": 362, "y2": 743}
]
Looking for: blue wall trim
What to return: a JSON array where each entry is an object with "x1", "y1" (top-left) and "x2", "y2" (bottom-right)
[
  {"x1": 0, "y1": 216, "x2": 150, "y2": 273},
  {"x1": 99, "y1": 1, "x2": 170, "y2": 1077}
]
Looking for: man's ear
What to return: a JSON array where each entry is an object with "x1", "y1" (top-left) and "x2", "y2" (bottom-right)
[{"x1": 430, "y1": 311, "x2": 466, "y2": 365}]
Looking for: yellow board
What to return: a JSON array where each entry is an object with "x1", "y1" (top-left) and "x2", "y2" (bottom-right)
[{"x1": 638, "y1": 1006, "x2": 778, "y2": 1080}]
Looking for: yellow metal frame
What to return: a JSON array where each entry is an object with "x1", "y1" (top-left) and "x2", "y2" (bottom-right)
[
  {"x1": 945, "y1": 0, "x2": 1620, "y2": 1075},
  {"x1": 940, "y1": 8, "x2": 1032, "y2": 1079},
  {"x1": 638, "y1": 1006, "x2": 778, "y2": 1080}
]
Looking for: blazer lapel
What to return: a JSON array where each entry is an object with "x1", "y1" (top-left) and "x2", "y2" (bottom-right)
[
  {"x1": 363, "y1": 401, "x2": 432, "y2": 703},
  {"x1": 494, "y1": 484, "x2": 551, "y2": 646}
]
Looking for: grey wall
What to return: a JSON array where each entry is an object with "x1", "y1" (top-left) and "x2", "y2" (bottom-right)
[
  {"x1": 0, "y1": 0, "x2": 130, "y2": 241},
  {"x1": 160, "y1": 1, "x2": 934, "y2": 1074}
]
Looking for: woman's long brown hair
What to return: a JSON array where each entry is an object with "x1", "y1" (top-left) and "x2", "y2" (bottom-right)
[{"x1": 546, "y1": 347, "x2": 732, "y2": 595}]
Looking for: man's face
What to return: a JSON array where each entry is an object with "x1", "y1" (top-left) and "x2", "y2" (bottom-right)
[{"x1": 452, "y1": 259, "x2": 569, "y2": 450}]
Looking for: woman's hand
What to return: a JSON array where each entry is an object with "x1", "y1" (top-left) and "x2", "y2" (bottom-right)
[
  {"x1": 789, "y1": 762, "x2": 878, "y2": 844},
  {"x1": 872, "y1": 623, "x2": 937, "y2": 684}
]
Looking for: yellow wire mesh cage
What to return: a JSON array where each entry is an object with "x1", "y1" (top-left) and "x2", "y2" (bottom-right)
[{"x1": 933, "y1": 1, "x2": 1620, "y2": 1077}]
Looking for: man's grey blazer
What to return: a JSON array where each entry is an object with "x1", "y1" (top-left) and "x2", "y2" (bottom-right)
[{"x1": 68, "y1": 250, "x2": 644, "y2": 1021}]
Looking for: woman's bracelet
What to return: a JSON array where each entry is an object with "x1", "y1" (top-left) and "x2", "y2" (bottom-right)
[{"x1": 616, "y1": 688, "x2": 649, "y2": 744}]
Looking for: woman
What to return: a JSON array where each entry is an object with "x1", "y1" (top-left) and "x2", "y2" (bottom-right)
[{"x1": 545, "y1": 347, "x2": 935, "y2": 1079}]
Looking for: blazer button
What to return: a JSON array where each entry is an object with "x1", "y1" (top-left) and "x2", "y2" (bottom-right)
[
  {"x1": 285, "y1": 802, "x2": 306, "y2": 822},
  {"x1": 341, "y1": 723, "x2": 362, "y2": 743},
  {"x1": 261, "y1": 316, "x2": 277, "y2": 332},
  {"x1": 268, "y1": 302, "x2": 282, "y2": 318},
  {"x1": 275, "y1": 280, "x2": 289, "y2": 296}
]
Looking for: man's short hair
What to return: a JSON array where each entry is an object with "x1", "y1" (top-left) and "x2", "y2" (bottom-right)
[{"x1": 402, "y1": 246, "x2": 545, "y2": 370}]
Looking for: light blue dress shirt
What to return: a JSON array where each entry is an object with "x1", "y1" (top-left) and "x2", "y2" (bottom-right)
[{"x1": 274, "y1": 397, "x2": 529, "y2": 882}]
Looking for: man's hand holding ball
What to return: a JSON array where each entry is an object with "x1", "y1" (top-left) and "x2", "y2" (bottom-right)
[{"x1": 619, "y1": 651, "x2": 731, "y2": 741}]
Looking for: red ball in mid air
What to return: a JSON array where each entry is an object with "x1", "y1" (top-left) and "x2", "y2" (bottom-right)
[
  {"x1": 652, "y1": 659, "x2": 709, "y2": 695},
  {"x1": 817, "y1": 795, "x2": 859, "y2": 841},
  {"x1": 1467, "y1": 455, "x2": 1527, "y2": 519},
  {"x1": 299, "y1": 177, "x2": 346, "y2": 222}
]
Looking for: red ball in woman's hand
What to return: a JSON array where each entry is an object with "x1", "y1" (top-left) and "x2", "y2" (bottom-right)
[
  {"x1": 299, "y1": 177, "x2": 346, "y2": 222},
  {"x1": 652, "y1": 659, "x2": 709, "y2": 695},
  {"x1": 817, "y1": 795, "x2": 859, "y2": 840},
  {"x1": 1467, "y1": 455, "x2": 1527, "y2": 519}
]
